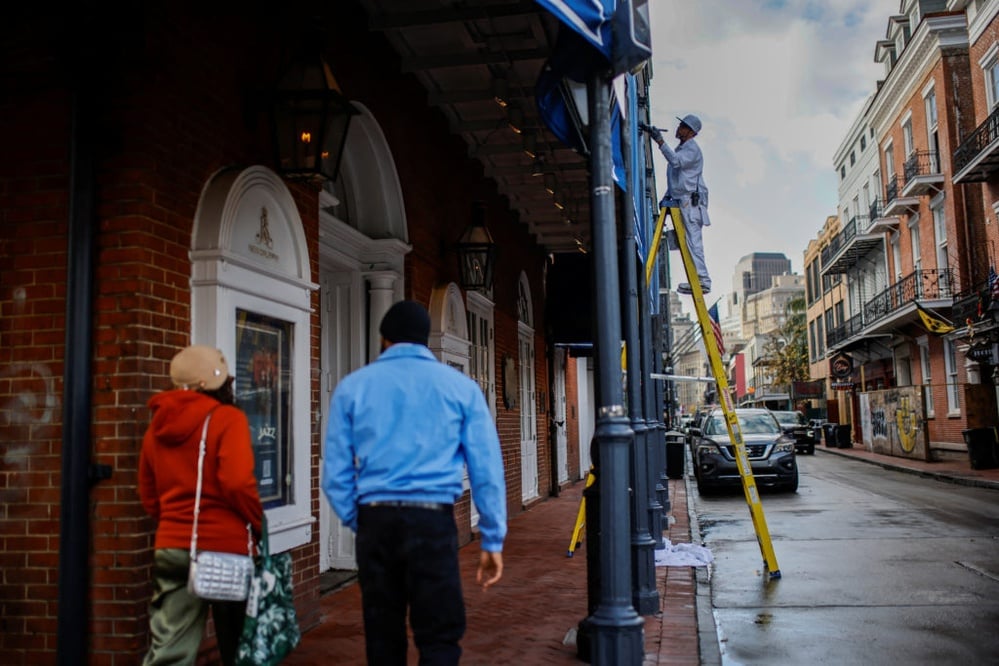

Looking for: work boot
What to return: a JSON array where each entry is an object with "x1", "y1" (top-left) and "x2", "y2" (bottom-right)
[{"x1": 677, "y1": 280, "x2": 710, "y2": 295}]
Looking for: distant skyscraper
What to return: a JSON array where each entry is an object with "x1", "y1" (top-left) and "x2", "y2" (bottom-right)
[{"x1": 730, "y1": 252, "x2": 792, "y2": 307}]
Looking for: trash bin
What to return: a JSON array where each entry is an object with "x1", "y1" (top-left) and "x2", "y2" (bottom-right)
[
  {"x1": 823, "y1": 423, "x2": 838, "y2": 447},
  {"x1": 962, "y1": 428, "x2": 999, "y2": 470},
  {"x1": 835, "y1": 424, "x2": 852, "y2": 448},
  {"x1": 665, "y1": 431, "x2": 686, "y2": 479}
]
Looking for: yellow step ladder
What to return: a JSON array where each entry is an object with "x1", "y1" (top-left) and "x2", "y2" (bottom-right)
[{"x1": 664, "y1": 204, "x2": 781, "y2": 579}]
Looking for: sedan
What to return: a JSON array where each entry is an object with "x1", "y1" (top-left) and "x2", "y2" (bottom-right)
[
  {"x1": 771, "y1": 410, "x2": 816, "y2": 455},
  {"x1": 692, "y1": 408, "x2": 798, "y2": 494}
]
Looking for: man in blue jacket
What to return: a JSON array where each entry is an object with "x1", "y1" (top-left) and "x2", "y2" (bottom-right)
[{"x1": 322, "y1": 300, "x2": 507, "y2": 665}]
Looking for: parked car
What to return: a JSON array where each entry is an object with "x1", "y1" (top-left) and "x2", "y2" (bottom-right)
[
  {"x1": 692, "y1": 408, "x2": 798, "y2": 494},
  {"x1": 771, "y1": 410, "x2": 817, "y2": 455}
]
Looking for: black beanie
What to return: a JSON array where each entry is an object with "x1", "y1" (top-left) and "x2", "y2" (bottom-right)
[{"x1": 379, "y1": 300, "x2": 431, "y2": 346}]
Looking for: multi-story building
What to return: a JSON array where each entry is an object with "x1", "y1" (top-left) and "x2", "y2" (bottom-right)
[
  {"x1": 820, "y1": 1, "x2": 991, "y2": 459},
  {"x1": 804, "y1": 216, "x2": 848, "y2": 418},
  {"x1": 741, "y1": 274, "x2": 806, "y2": 407},
  {"x1": 950, "y1": 0, "x2": 999, "y2": 428}
]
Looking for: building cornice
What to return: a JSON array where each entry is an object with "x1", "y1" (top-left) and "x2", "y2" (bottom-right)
[{"x1": 869, "y1": 14, "x2": 969, "y2": 139}]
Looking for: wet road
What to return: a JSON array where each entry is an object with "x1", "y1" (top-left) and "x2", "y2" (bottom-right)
[{"x1": 692, "y1": 450, "x2": 999, "y2": 665}]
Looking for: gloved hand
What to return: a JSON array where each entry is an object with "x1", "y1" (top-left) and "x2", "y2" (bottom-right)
[{"x1": 639, "y1": 122, "x2": 663, "y2": 144}]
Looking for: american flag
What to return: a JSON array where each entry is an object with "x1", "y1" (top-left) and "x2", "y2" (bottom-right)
[
  {"x1": 708, "y1": 302, "x2": 725, "y2": 355},
  {"x1": 990, "y1": 266, "x2": 999, "y2": 302}
]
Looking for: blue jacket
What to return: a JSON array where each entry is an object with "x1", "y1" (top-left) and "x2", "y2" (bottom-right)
[{"x1": 322, "y1": 343, "x2": 507, "y2": 552}]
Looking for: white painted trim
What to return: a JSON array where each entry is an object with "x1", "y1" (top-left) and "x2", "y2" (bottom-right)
[{"x1": 191, "y1": 165, "x2": 317, "y2": 554}]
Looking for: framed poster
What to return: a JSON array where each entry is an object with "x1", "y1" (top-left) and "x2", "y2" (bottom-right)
[{"x1": 235, "y1": 309, "x2": 292, "y2": 508}]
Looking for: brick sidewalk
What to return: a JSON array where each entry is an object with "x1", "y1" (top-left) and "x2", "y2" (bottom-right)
[{"x1": 285, "y1": 478, "x2": 700, "y2": 665}]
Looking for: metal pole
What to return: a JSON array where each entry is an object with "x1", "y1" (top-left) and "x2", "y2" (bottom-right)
[
  {"x1": 639, "y1": 241, "x2": 668, "y2": 531},
  {"x1": 58, "y1": 67, "x2": 97, "y2": 664},
  {"x1": 621, "y1": 77, "x2": 658, "y2": 615},
  {"x1": 583, "y1": 69, "x2": 644, "y2": 665}
]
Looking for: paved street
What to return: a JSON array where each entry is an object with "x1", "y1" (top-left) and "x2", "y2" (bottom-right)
[{"x1": 694, "y1": 450, "x2": 999, "y2": 665}]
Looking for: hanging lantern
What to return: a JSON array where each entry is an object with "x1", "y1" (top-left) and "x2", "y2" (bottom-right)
[
  {"x1": 456, "y1": 201, "x2": 497, "y2": 291},
  {"x1": 271, "y1": 51, "x2": 358, "y2": 182}
]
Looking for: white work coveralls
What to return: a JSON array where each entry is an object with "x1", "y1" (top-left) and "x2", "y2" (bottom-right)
[{"x1": 659, "y1": 137, "x2": 711, "y2": 284}]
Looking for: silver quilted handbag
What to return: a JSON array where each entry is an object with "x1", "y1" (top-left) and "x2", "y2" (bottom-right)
[{"x1": 187, "y1": 413, "x2": 254, "y2": 601}]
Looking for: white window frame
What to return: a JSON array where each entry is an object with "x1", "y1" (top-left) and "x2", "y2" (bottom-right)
[
  {"x1": 917, "y1": 335, "x2": 934, "y2": 418},
  {"x1": 191, "y1": 166, "x2": 317, "y2": 554},
  {"x1": 944, "y1": 339, "x2": 960, "y2": 415},
  {"x1": 901, "y1": 113, "x2": 914, "y2": 158},
  {"x1": 979, "y1": 43, "x2": 999, "y2": 110},
  {"x1": 889, "y1": 231, "x2": 901, "y2": 282},
  {"x1": 884, "y1": 141, "x2": 896, "y2": 179},
  {"x1": 908, "y1": 214, "x2": 921, "y2": 273},
  {"x1": 466, "y1": 290, "x2": 497, "y2": 419}
]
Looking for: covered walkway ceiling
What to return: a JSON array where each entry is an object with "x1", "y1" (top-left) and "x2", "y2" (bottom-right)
[{"x1": 357, "y1": 0, "x2": 591, "y2": 254}]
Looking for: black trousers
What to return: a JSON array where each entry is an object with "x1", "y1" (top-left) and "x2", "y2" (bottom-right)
[{"x1": 356, "y1": 504, "x2": 465, "y2": 666}]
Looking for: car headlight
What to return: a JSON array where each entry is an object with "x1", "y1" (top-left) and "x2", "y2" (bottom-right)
[
  {"x1": 773, "y1": 437, "x2": 795, "y2": 453},
  {"x1": 696, "y1": 440, "x2": 722, "y2": 456}
]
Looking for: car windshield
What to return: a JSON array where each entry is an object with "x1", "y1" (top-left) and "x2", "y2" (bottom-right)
[
  {"x1": 703, "y1": 412, "x2": 780, "y2": 436},
  {"x1": 772, "y1": 411, "x2": 804, "y2": 426}
]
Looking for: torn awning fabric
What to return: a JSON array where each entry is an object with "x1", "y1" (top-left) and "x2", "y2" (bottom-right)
[{"x1": 534, "y1": 0, "x2": 652, "y2": 187}]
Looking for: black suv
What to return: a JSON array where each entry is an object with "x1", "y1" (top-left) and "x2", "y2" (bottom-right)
[
  {"x1": 771, "y1": 410, "x2": 816, "y2": 455},
  {"x1": 691, "y1": 408, "x2": 798, "y2": 494}
]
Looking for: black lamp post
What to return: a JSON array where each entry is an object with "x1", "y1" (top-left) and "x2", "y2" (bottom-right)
[
  {"x1": 456, "y1": 201, "x2": 497, "y2": 291},
  {"x1": 271, "y1": 51, "x2": 358, "y2": 182}
]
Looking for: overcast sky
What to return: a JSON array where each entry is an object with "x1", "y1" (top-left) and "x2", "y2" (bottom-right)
[{"x1": 646, "y1": 0, "x2": 899, "y2": 310}]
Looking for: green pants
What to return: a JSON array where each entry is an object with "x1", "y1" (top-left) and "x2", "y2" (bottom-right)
[{"x1": 144, "y1": 548, "x2": 246, "y2": 666}]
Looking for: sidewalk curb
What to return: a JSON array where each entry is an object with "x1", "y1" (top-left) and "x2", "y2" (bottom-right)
[
  {"x1": 815, "y1": 447, "x2": 999, "y2": 491},
  {"x1": 685, "y1": 470, "x2": 721, "y2": 666}
]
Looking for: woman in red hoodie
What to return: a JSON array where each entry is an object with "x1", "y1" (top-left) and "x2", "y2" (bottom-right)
[{"x1": 139, "y1": 345, "x2": 264, "y2": 665}]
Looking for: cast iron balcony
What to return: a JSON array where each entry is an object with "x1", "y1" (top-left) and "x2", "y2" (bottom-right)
[
  {"x1": 820, "y1": 214, "x2": 882, "y2": 276},
  {"x1": 953, "y1": 103, "x2": 999, "y2": 184},
  {"x1": 825, "y1": 268, "x2": 955, "y2": 351},
  {"x1": 867, "y1": 197, "x2": 899, "y2": 234},
  {"x1": 901, "y1": 150, "x2": 943, "y2": 197},
  {"x1": 882, "y1": 175, "x2": 919, "y2": 217}
]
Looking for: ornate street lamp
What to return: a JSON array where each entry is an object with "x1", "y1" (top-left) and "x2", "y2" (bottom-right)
[
  {"x1": 271, "y1": 50, "x2": 358, "y2": 183},
  {"x1": 456, "y1": 201, "x2": 497, "y2": 291}
]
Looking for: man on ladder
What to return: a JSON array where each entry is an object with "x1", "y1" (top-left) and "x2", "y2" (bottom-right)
[
  {"x1": 641, "y1": 113, "x2": 782, "y2": 579},
  {"x1": 642, "y1": 114, "x2": 711, "y2": 295}
]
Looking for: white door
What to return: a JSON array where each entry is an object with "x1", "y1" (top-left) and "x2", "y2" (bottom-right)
[
  {"x1": 319, "y1": 270, "x2": 363, "y2": 571},
  {"x1": 577, "y1": 356, "x2": 594, "y2": 477},
  {"x1": 519, "y1": 329, "x2": 538, "y2": 501},
  {"x1": 553, "y1": 348, "x2": 569, "y2": 484}
]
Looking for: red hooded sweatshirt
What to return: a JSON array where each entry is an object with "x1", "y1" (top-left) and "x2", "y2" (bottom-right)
[{"x1": 139, "y1": 389, "x2": 263, "y2": 554}]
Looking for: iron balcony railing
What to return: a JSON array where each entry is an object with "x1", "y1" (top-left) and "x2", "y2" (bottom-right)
[
  {"x1": 820, "y1": 214, "x2": 873, "y2": 268},
  {"x1": 868, "y1": 198, "x2": 881, "y2": 221},
  {"x1": 953, "y1": 103, "x2": 999, "y2": 175},
  {"x1": 903, "y1": 150, "x2": 940, "y2": 181},
  {"x1": 885, "y1": 175, "x2": 900, "y2": 204},
  {"x1": 824, "y1": 268, "x2": 955, "y2": 347}
]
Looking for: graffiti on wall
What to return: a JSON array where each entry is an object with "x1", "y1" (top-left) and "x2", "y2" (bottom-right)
[
  {"x1": 0, "y1": 362, "x2": 59, "y2": 502},
  {"x1": 862, "y1": 386, "x2": 927, "y2": 460}
]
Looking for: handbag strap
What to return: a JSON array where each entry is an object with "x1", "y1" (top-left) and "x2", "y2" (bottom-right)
[
  {"x1": 259, "y1": 513, "x2": 271, "y2": 565},
  {"x1": 190, "y1": 413, "x2": 213, "y2": 560},
  {"x1": 189, "y1": 410, "x2": 255, "y2": 559}
]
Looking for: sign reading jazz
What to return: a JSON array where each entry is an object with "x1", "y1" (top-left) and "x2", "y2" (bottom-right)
[{"x1": 860, "y1": 386, "x2": 928, "y2": 461}]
